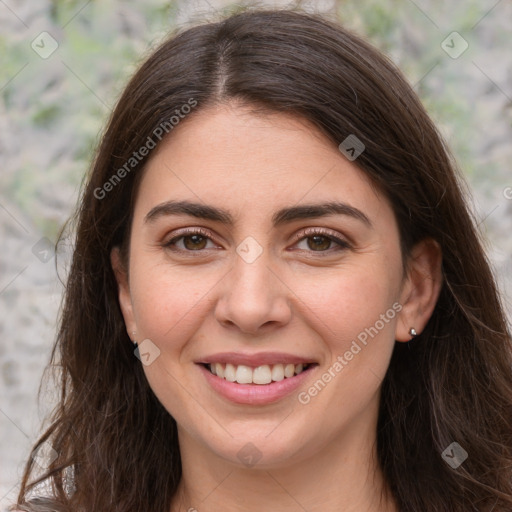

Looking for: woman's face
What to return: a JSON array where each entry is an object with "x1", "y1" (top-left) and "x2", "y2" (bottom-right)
[{"x1": 113, "y1": 104, "x2": 427, "y2": 469}]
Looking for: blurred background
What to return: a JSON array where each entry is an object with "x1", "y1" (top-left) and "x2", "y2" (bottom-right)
[{"x1": 1, "y1": 0, "x2": 511, "y2": 507}]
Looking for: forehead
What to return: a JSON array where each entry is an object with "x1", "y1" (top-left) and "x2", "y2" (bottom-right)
[{"x1": 134, "y1": 104, "x2": 391, "y2": 227}]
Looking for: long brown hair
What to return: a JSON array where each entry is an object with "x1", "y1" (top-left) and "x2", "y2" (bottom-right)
[{"x1": 15, "y1": 8, "x2": 512, "y2": 512}]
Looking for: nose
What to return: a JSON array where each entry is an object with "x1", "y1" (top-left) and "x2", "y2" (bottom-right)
[{"x1": 214, "y1": 248, "x2": 293, "y2": 335}]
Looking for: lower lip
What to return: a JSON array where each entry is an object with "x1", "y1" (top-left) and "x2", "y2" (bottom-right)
[{"x1": 198, "y1": 364, "x2": 317, "y2": 405}]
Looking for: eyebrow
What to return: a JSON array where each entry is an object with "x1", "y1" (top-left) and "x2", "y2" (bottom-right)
[{"x1": 144, "y1": 199, "x2": 372, "y2": 228}]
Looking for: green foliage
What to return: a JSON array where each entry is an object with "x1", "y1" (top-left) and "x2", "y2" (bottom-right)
[{"x1": 32, "y1": 104, "x2": 61, "y2": 127}]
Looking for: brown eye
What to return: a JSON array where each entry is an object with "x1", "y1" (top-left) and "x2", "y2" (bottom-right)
[
  {"x1": 306, "y1": 235, "x2": 332, "y2": 251},
  {"x1": 294, "y1": 229, "x2": 351, "y2": 254},
  {"x1": 163, "y1": 229, "x2": 218, "y2": 253},
  {"x1": 182, "y1": 234, "x2": 208, "y2": 250}
]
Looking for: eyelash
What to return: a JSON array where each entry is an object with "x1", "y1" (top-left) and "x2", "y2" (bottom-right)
[{"x1": 162, "y1": 227, "x2": 351, "y2": 256}]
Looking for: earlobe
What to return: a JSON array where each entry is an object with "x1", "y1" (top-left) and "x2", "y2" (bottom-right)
[
  {"x1": 395, "y1": 238, "x2": 443, "y2": 342},
  {"x1": 110, "y1": 247, "x2": 137, "y2": 339}
]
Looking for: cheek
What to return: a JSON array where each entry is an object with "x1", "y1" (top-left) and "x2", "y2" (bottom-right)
[
  {"x1": 129, "y1": 258, "x2": 218, "y2": 346},
  {"x1": 293, "y1": 268, "x2": 400, "y2": 422},
  {"x1": 296, "y1": 264, "x2": 400, "y2": 349},
  {"x1": 127, "y1": 260, "x2": 219, "y2": 418}
]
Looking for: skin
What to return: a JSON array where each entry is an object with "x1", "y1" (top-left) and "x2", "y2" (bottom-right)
[{"x1": 112, "y1": 103, "x2": 442, "y2": 512}]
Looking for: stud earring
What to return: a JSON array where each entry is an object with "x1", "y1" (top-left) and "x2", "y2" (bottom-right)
[
  {"x1": 132, "y1": 331, "x2": 138, "y2": 349},
  {"x1": 409, "y1": 327, "x2": 418, "y2": 338}
]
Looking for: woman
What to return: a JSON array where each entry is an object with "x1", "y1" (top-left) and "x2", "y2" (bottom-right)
[{"x1": 14, "y1": 8, "x2": 512, "y2": 512}]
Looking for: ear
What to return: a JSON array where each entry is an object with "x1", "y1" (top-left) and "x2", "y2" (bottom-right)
[
  {"x1": 111, "y1": 247, "x2": 137, "y2": 340},
  {"x1": 395, "y1": 238, "x2": 443, "y2": 342}
]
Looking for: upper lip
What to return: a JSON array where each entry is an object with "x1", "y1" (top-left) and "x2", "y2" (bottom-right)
[{"x1": 196, "y1": 352, "x2": 317, "y2": 367}]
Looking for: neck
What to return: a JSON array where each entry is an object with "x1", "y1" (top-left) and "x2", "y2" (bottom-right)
[{"x1": 170, "y1": 413, "x2": 397, "y2": 512}]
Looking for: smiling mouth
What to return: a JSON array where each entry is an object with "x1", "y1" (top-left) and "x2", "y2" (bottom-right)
[{"x1": 202, "y1": 362, "x2": 316, "y2": 385}]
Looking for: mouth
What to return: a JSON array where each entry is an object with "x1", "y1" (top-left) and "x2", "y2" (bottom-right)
[
  {"x1": 196, "y1": 352, "x2": 319, "y2": 404},
  {"x1": 202, "y1": 362, "x2": 316, "y2": 385}
]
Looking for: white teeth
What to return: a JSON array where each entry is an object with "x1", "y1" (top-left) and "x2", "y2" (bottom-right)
[
  {"x1": 271, "y1": 364, "x2": 285, "y2": 382},
  {"x1": 224, "y1": 363, "x2": 236, "y2": 382},
  {"x1": 215, "y1": 363, "x2": 224, "y2": 378},
  {"x1": 235, "y1": 365, "x2": 253, "y2": 384},
  {"x1": 207, "y1": 362, "x2": 310, "y2": 384},
  {"x1": 253, "y1": 365, "x2": 272, "y2": 384},
  {"x1": 284, "y1": 363, "x2": 295, "y2": 378}
]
